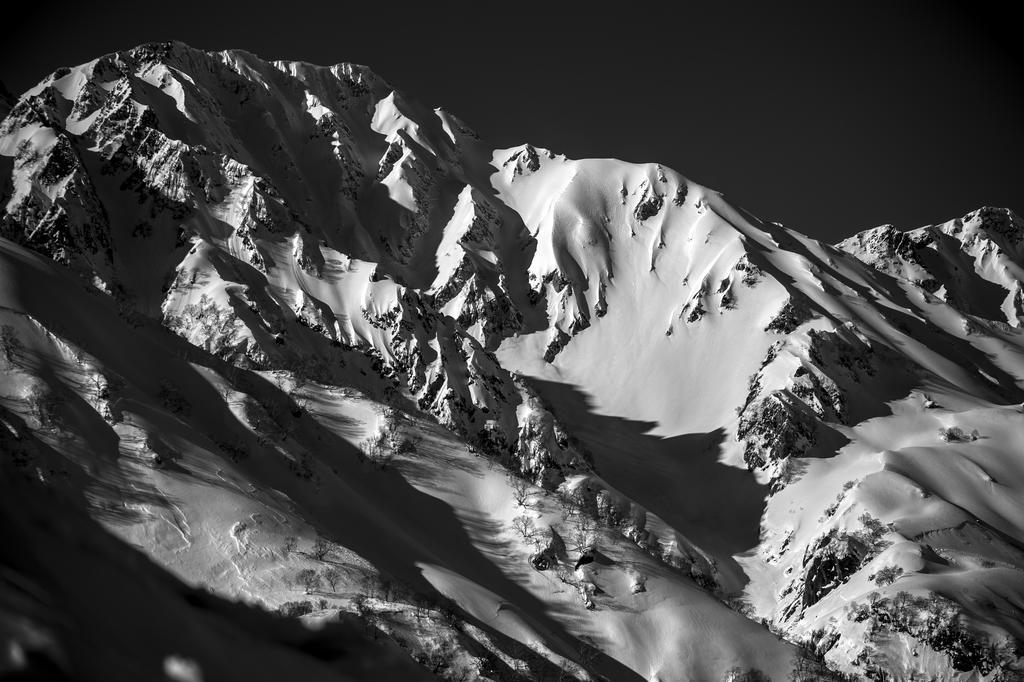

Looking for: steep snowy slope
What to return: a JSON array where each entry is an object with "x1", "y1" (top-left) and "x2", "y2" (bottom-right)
[
  {"x1": 1, "y1": 41, "x2": 1023, "y2": 680},
  {"x1": 0, "y1": 412, "x2": 428, "y2": 682}
]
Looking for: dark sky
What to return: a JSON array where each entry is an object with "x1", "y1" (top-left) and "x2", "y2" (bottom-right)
[{"x1": 1, "y1": 1, "x2": 1021, "y2": 242}]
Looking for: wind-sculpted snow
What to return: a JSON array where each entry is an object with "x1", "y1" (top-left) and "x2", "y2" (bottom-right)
[{"x1": 2, "y1": 41, "x2": 1024, "y2": 680}]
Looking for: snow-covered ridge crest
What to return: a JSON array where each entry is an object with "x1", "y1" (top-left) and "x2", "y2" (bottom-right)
[{"x1": 838, "y1": 206, "x2": 1024, "y2": 326}]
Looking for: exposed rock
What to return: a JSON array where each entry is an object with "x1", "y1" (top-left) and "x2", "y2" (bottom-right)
[
  {"x1": 503, "y1": 144, "x2": 541, "y2": 179},
  {"x1": 737, "y1": 390, "x2": 818, "y2": 470},
  {"x1": 633, "y1": 184, "x2": 664, "y2": 222},
  {"x1": 764, "y1": 294, "x2": 816, "y2": 334},
  {"x1": 673, "y1": 183, "x2": 688, "y2": 207},
  {"x1": 543, "y1": 328, "x2": 572, "y2": 363},
  {"x1": 801, "y1": 531, "x2": 869, "y2": 608},
  {"x1": 529, "y1": 526, "x2": 566, "y2": 571}
]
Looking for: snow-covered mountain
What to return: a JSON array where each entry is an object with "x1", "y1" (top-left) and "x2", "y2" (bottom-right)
[{"x1": 1, "y1": 41, "x2": 1022, "y2": 681}]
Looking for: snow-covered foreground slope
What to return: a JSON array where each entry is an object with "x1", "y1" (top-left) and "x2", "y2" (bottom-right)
[{"x1": 1, "y1": 41, "x2": 1022, "y2": 680}]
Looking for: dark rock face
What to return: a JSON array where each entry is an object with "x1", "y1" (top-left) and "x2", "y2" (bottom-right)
[
  {"x1": 503, "y1": 144, "x2": 541, "y2": 179},
  {"x1": 633, "y1": 187, "x2": 664, "y2": 222},
  {"x1": 376, "y1": 140, "x2": 404, "y2": 180},
  {"x1": 432, "y1": 254, "x2": 523, "y2": 348},
  {"x1": 801, "y1": 532, "x2": 869, "y2": 608},
  {"x1": 672, "y1": 183, "x2": 688, "y2": 207},
  {"x1": 738, "y1": 391, "x2": 818, "y2": 470},
  {"x1": 734, "y1": 255, "x2": 763, "y2": 286},
  {"x1": 764, "y1": 295, "x2": 816, "y2": 335},
  {"x1": 543, "y1": 328, "x2": 572, "y2": 363},
  {"x1": 857, "y1": 224, "x2": 926, "y2": 264},
  {"x1": 530, "y1": 550, "x2": 556, "y2": 571},
  {"x1": 574, "y1": 553, "x2": 595, "y2": 570},
  {"x1": 520, "y1": 145, "x2": 541, "y2": 172},
  {"x1": 529, "y1": 526, "x2": 566, "y2": 571},
  {"x1": 685, "y1": 299, "x2": 706, "y2": 323},
  {"x1": 736, "y1": 320, "x2": 890, "y2": 479},
  {"x1": 966, "y1": 206, "x2": 1024, "y2": 248}
]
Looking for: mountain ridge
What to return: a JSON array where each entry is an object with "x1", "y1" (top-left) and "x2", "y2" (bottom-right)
[{"x1": 1, "y1": 41, "x2": 1023, "y2": 681}]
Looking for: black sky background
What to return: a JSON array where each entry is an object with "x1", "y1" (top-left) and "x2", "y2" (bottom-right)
[{"x1": 1, "y1": 1, "x2": 1020, "y2": 242}]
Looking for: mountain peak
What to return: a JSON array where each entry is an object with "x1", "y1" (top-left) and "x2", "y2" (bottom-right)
[{"x1": 1, "y1": 44, "x2": 1022, "y2": 682}]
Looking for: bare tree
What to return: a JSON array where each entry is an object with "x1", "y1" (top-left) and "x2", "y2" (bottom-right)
[
  {"x1": 280, "y1": 535, "x2": 298, "y2": 557},
  {"x1": 570, "y1": 515, "x2": 596, "y2": 555},
  {"x1": 508, "y1": 472, "x2": 530, "y2": 508},
  {"x1": 420, "y1": 639, "x2": 454, "y2": 676},
  {"x1": 322, "y1": 566, "x2": 342, "y2": 591},
  {"x1": 86, "y1": 372, "x2": 105, "y2": 398},
  {"x1": 359, "y1": 573, "x2": 380, "y2": 600},
  {"x1": 295, "y1": 568, "x2": 320, "y2": 593},
  {"x1": 351, "y1": 593, "x2": 369, "y2": 617},
  {"x1": 360, "y1": 432, "x2": 392, "y2": 468},
  {"x1": 311, "y1": 536, "x2": 331, "y2": 561},
  {"x1": 379, "y1": 575, "x2": 396, "y2": 602},
  {"x1": 512, "y1": 514, "x2": 535, "y2": 541},
  {"x1": 561, "y1": 487, "x2": 589, "y2": 522}
]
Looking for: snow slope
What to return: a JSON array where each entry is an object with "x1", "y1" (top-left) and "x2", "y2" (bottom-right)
[{"x1": 1, "y1": 41, "x2": 1022, "y2": 680}]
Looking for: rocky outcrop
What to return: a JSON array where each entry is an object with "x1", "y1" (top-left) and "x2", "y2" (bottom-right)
[
  {"x1": 502, "y1": 144, "x2": 543, "y2": 180},
  {"x1": 800, "y1": 532, "x2": 870, "y2": 608},
  {"x1": 736, "y1": 322, "x2": 887, "y2": 478},
  {"x1": 529, "y1": 526, "x2": 566, "y2": 571},
  {"x1": 428, "y1": 189, "x2": 526, "y2": 348},
  {"x1": 764, "y1": 294, "x2": 816, "y2": 335},
  {"x1": 633, "y1": 182, "x2": 664, "y2": 222},
  {"x1": 737, "y1": 390, "x2": 818, "y2": 470}
]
